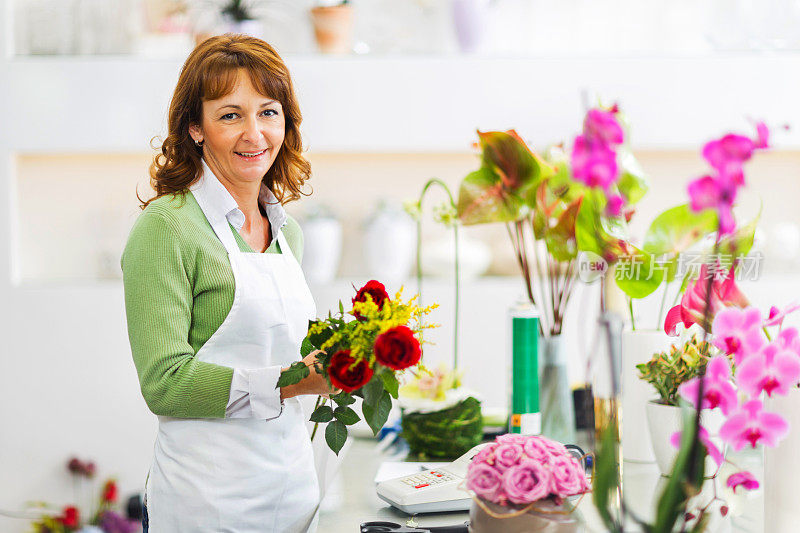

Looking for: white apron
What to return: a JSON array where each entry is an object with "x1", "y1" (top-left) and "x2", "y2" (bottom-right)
[{"x1": 145, "y1": 187, "x2": 319, "y2": 532}]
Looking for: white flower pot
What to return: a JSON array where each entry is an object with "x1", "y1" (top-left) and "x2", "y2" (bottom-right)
[
  {"x1": 764, "y1": 388, "x2": 800, "y2": 531},
  {"x1": 645, "y1": 401, "x2": 724, "y2": 476},
  {"x1": 363, "y1": 205, "x2": 416, "y2": 283},
  {"x1": 301, "y1": 217, "x2": 342, "y2": 285},
  {"x1": 621, "y1": 330, "x2": 674, "y2": 463}
]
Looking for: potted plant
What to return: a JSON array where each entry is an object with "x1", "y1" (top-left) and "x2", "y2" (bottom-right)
[
  {"x1": 464, "y1": 433, "x2": 589, "y2": 533},
  {"x1": 399, "y1": 178, "x2": 483, "y2": 460},
  {"x1": 636, "y1": 335, "x2": 726, "y2": 475},
  {"x1": 309, "y1": 0, "x2": 353, "y2": 54}
]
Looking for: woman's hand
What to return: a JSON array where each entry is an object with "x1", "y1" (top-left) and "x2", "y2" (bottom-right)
[{"x1": 279, "y1": 350, "x2": 340, "y2": 400}]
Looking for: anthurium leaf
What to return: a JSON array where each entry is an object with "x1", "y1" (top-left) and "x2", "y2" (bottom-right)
[
  {"x1": 456, "y1": 167, "x2": 526, "y2": 225},
  {"x1": 333, "y1": 406, "x2": 360, "y2": 425},
  {"x1": 362, "y1": 390, "x2": 393, "y2": 436},
  {"x1": 643, "y1": 205, "x2": 717, "y2": 256},
  {"x1": 545, "y1": 196, "x2": 584, "y2": 262},
  {"x1": 477, "y1": 130, "x2": 554, "y2": 194},
  {"x1": 717, "y1": 210, "x2": 760, "y2": 265},
  {"x1": 379, "y1": 371, "x2": 400, "y2": 399},
  {"x1": 330, "y1": 392, "x2": 356, "y2": 406},
  {"x1": 575, "y1": 191, "x2": 629, "y2": 261},
  {"x1": 310, "y1": 404, "x2": 334, "y2": 423},
  {"x1": 362, "y1": 377, "x2": 385, "y2": 408},
  {"x1": 614, "y1": 246, "x2": 664, "y2": 299},
  {"x1": 616, "y1": 150, "x2": 648, "y2": 205},
  {"x1": 276, "y1": 361, "x2": 309, "y2": 388},
  {"x1": 325, "y1": 420, "x2": 348, "y2": 455}
]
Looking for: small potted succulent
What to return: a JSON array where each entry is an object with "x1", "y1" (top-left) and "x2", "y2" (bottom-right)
[
  {"x1": 637, "y1": 334, "x2": 727, "y2": 475},
  {"x1": 309, "y1": 0, "x2": 353, "y2": 54},
  {"x1": 465, "y1": 434, "x2": 589, "y2": 533}
]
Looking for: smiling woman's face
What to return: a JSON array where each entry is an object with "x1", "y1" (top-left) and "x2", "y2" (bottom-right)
[{"x1": 189, "y1": 68, "x2": 285, "y2": 189}]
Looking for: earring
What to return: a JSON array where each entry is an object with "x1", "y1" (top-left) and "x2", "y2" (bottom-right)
[{"x1": 194, "y1": 139, "x2": 204, "y2": 147}]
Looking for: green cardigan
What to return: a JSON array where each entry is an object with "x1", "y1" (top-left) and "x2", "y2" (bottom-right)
[{"x1": 121, "y1": 191, "x2": 303, "y2": 418}]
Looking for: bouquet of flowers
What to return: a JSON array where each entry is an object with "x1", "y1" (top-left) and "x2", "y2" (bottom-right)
[
  {"x1": 465, "y1": 434, "x2": 589, "y2": 533},
  {"x1": 278, "y1": 280, "x2": 437, "y2": 454},
  {"x1": 29, "y1": 457, "x2": 137, "y2": 533}
]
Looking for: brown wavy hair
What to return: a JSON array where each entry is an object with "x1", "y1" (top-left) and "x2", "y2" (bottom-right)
[{"x1": 139, "y1": 34, "x2": 311, "y2": 209}]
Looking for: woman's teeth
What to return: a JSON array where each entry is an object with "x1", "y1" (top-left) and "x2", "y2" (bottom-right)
[{"x1": 235, "y1": 149, "x2": 268, "y2": 158}]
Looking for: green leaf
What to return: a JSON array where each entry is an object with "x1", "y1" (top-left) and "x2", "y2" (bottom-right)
[
  {"x1": 643, "y1": 205, "x2": 717, "y2": 256},
  {"x1": 717, "y1": 211, "x2": 760, "y2": 265},
  {"x1": 592, "y1": 417, "x2": 621, "y2": 532},
  {"x1": 310, "y1": 404, "x2": 334, "y2": 423},
  {"x1": 575, "y1": 190, "x2": 630, "y2": 260},
  {"x1": 544, "y1": 196, "x2": 583, "y2": 262},
  {"x1": 362, "y1": 390, "x2": 392, "y2": 435},
  {"x1": 456, "y1": 167, "x2": 526, "y2": 226},
  {"x1": 333, "y1": 406, "x2": 360, "y2": 425},
  {"x1": 300, "y1": 337, "x2": 315, "y2": 358},
  {"x1": 379, "y1": 371, "x2": 400, "y2": 399},
  {"x1": 362, "y1": 377, "x2": 385, "y2": 408},
  {"x1": 476, "y1": 130, "x2": 553, "y2": 195},
  {"x1": 276, "y1": 361, "x2": 309, "y2": 388},
  {"x1": 616, "y1": 150, "x2": 649, "y2": 206},
  {"x1": 338, "y1": 300, "x2": 345, "y2": 315},
  {"x1": 614, "y1": 246, "x2": 664, "y2": 299},
  {"x1": 325, "y1": 420, "x2": 348, "y2": 455},
  {"x1": 307, "y1": 322, "x2": 334, "y2": 349},
  {"x1": 330, "y1": 392, "x2": 356, "y2": 406}
]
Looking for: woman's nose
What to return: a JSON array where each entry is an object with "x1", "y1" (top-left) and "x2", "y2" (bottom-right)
[{"x1": 241, "y1": 116, "x2": 262, "y2": 143}]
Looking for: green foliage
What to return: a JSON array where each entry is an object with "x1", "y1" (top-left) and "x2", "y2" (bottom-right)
[
  {"x1": 276, "y1": 361, "x2": 310, "y2": 388},
  {"x1": 401, "y1": 397, "x2": 483, "y2": 460},
  {"x1": 636, "y1": 336, "x2": 714, "y2": 405},
  {"x1": 333, "y1": 406, "x2": 360, "y2": 425},
  {"x1": 325, "y1": 420, "x2": 348, "y2": 455},
  {"x1": 362, "y1": 389, "x2": 393, "y2": 435},
  {"x1": 593, "y1": 418, "x2": 621, "y2": 532},
  {"x1": 310, "y1": 404, "x2": 334, "y2": 423}
]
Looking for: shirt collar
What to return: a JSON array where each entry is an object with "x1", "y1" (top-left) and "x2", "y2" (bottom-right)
[{"x1": 190, "y1": 158, "x2": 288, "y2": 238}]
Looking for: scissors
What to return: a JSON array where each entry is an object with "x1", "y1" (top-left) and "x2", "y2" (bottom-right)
[{"x1": 359, "y1": 520, "x2": 469, "y2": 532}]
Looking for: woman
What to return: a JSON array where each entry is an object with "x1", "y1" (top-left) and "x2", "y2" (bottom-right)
[{"x1": 121, "y1": 35, "x2": 334, "y2": 532}]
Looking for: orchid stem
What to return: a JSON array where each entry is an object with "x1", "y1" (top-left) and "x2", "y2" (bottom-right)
[
  {"x1": 628, "y1": 297, "x2": 636, "y2": 331},
  {"x1": 763, "y1": 327, "x2": 772, "y2": 342}
]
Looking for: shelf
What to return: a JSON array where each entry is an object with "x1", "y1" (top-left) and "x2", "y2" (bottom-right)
[{"x1": 3, "y1": 54, "x2": 800, "y2": 153}]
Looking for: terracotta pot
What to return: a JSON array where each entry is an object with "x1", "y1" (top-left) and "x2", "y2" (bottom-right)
[
  {"x1": 469, "y1": 498, "x2": 579, "y2": 533},
  {"x1": 310, "y1": 4, "x2": 353, "y2": 54}
]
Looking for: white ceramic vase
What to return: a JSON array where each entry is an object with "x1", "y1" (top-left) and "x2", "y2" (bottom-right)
[
  {"x1": 645, "y1": 401, "x2": 724, "y2": 476},
  {"x1": 764, "y1": 388, "x2": 800, "y2": 531},
  {"x1": 621, "y1": 330, "x2": 674, "y2": 463},
  {"x1": 301, "y1": 217, "x2": 342, "y2": 285},
  {"x1": 363, "y1": 204, "x2": 416, "y2": 284}
]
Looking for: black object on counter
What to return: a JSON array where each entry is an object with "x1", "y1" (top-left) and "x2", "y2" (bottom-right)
[
  {"x1": 572, "y1": 385, "x2": 594, "y2": 430},
  {"x1": 126, "y1": 494, "x2": 144, "y2": 521},
  {"x1": 360, "y1": 520, "x2": 469, "y2": 532}
]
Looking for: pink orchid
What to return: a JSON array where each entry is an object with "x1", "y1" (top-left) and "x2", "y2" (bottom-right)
[
  {"x1": 719, "y1": 399, "x2": 789, "y2": 451},
  {"x1": 687, "y1": 174, "x2": 737, "y2": 234},
  {"x1": 670, "y1": 425, "x2": 724, "y2": 467},
  {"x1": 773, "y1": 327, "x2": 800, "y2": 355},
  {"x1": 678, "y1": 356, "x2": 738, "y2": 415},
  {"x1": 737, "y1": 342, "x2": 800, "y2": 398},
  {"x1": 754, "y1": 121, "x2": 770, "y2": 150},
  {"x1": 605, "y1": 194, "x2": 625, "y2": 217},
  {"x1": 664, "y1": 264, "x2": 749, "y2": 336},
  {"x1": 702, "y1": 134, "x2": 754, "y2": 186},
  {"x1": 583, "y1": 108, "x2": 624, "y2": 146},
  {"x1": 571, "y1": 135, "x2": 620, "y2": 190},
  {"x1": 726, "y1": 471, "x2": 760, "y2": 493},
  {"x1": 764, "y1": 302, "x2": 800, "y2": 328},
  {"x1": 712, "y1": 307, "x2": 767, "y2": 366}
]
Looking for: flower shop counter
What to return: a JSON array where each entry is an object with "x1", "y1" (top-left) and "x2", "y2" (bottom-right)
[{"x1": 317, "y1": 437, "x2": 764, "y2": 533}]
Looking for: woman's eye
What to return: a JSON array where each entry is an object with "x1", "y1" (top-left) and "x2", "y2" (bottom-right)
[
  {"x1": 262, "y1": 109, "x2": 278, "y2": 117},
  {"x1": 221, "y1": 113, "x2": 237, "y2": 120}
]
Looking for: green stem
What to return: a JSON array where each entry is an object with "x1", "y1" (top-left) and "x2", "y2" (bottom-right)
[
  {"x1": 628, "y1": 297, "x2": 636, "y2": 331},
  {"x1": 657, "y1": 281, "x2": 669, "y2": 330},
  {"x1": 310, "y1": 396, "x2": 325, "y2": 441},
  {"x1": 763, "y1": 327, "x2": 772, "y2": 342}
]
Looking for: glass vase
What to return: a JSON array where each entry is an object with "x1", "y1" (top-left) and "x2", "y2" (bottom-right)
[{"x1": 539, "y1": 335, "x2": 576, "y2": 445}]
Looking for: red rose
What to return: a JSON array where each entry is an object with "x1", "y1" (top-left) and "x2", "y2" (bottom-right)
[
  {"x1": 352, "y1": 280, "x2": 390, "y2": 321},
  {"x1": 58, "y1": 506, "x2": 80, "y2": 529},
  {"x1": 374, "y1": 326, "x2": 421, "y2": 370},
  {"x1": 328, "y1": 350, "x2": 373, "y2": 392},
  {"x1": 102, "y1": 480, "x2": 118, "y2": 503}
]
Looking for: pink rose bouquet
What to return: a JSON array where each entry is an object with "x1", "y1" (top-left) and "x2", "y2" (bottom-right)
[{"x1": 466, "y1": 434, "x2": 590, "y2": 508}]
